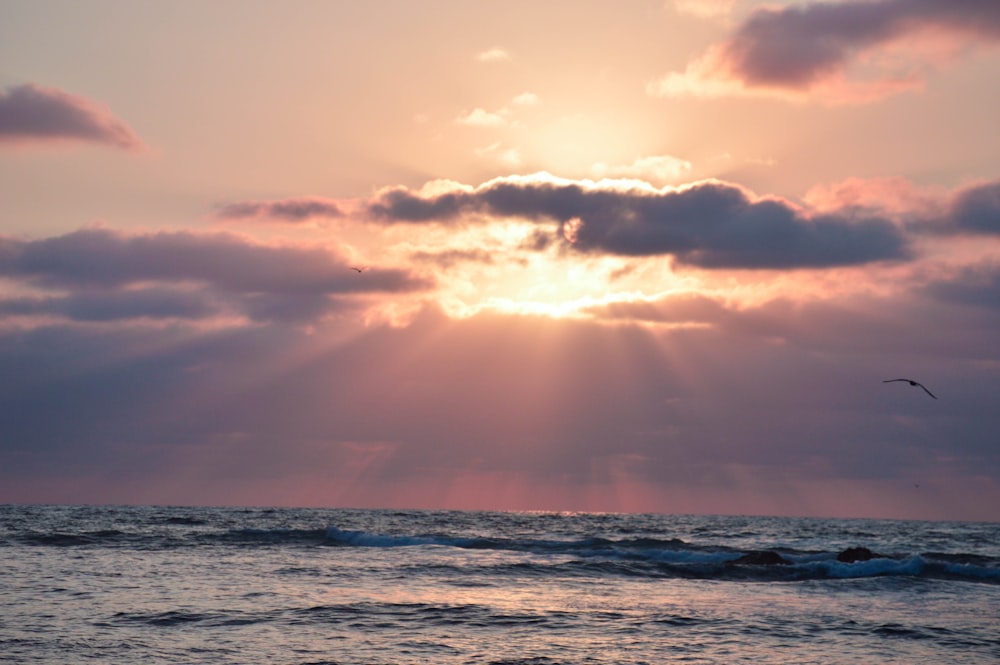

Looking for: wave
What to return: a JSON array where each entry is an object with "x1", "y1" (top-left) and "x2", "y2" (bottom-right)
[
  {"x1": 8, "y1": 517, "x2": 998, "y2": 585},
  {"x1": 323, "y1": 526, "x2": 1000, "y2": 584}
]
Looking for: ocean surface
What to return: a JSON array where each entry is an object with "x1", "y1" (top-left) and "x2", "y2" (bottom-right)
[{"x1": 1, "y1": 505, "x2": 998, "y2": 664}]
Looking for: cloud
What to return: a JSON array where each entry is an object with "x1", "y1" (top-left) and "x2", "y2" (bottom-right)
[
  {"x1": 367, "y1": 173, "x2": 910, "y2": 269},
  {"x1": 0, "y1": 83, "x2": 144, "y2": 150},
  {"x1": 922, "y1": 262, "x2": 1000, "y2": 311},
  {"x1": 803, "y1": 176, "x2": 948, "y2": 219},
  {"x1": 410, "y1": 248, "x2": 496, "y2": 268},
  {"x1": 0, "y1": 227, "x2": 432, "y2": 324},
  {"x1": 804, "y1": 177, "x2": 1000, "y2": 236},
  {"x1": 456, "y1": 94, "x2": 537, "y2": 129},
  {"x1": 476, "y1": 48, "x2": 511, "y2": 63},
  {"x1": 591, "y1": 155, "x2": 693, "y2": 183},
  {"x1": 214, "y1": 197, "x2": 344, "y2": 223},
  {"x1": 511, "y1": 92, "x2": 540, "y2": 106},
  {"x1": 474, "y1": 142, "x2": 522, "y2": 166},
  {"x1": 456, "y1": 108, "x2": 509, "y2": 127},
  {"x1": 0, "y1": 288, "x2": 218, "y2": 322},
  {"x1": 948, "y1": 180, "x2": 1000, "y2": 235},
  {"x1": 650, "y1": 0, "x2": 1000, "y2": 103}
]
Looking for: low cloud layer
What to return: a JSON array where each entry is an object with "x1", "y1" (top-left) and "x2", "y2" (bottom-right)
[
  {"x1": 0, "y1": 288, "x2": 218, "y2": 322},
  {"x1": 652, "y1": 0, "x2": 1000, "y2": 103},
  {"x1": 0, "y1": 83, "x2": 144, "y2": 150},
  {"x1": 2, "y1": 287, "x2": 998, "y2": 517},
  {"x1": 0, "y1": 227, "x2": 431, "y2": 323}
]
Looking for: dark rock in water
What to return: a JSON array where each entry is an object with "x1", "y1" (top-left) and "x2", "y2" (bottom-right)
[
  {"x1": 837, "y1": 546, "x2": 883, "y2": 563},
  {"x1": 730, "y1": 550, "x2": 791, "y2": 566}
]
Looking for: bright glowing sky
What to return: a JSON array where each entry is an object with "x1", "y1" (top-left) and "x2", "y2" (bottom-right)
[{"x1": 2, "y1": 0, "x2": 1000, "y2": 520}]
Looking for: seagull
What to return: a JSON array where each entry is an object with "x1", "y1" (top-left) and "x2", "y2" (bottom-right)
[
  {"x1": 350, "y1": 266, "x2": 365, "y2": 273},
  {"x1": 883, "y1": 378, "x2": 937, "y2": 399}
]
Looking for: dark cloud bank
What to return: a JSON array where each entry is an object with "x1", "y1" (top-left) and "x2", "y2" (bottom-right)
[
  {"x1": 364, "y1": 176, "x2": 998, "y2": 268},
  {"x1": 368, "y1": 178, "x2": 912, "y2": 269}
]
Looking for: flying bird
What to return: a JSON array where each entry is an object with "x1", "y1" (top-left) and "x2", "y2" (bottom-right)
[
  {"x1": 350, "y1": 266, "x2": 366, "y2": 273},
  {"x1": 883, "y1": 378, "x2": 937, "y2": 399}
]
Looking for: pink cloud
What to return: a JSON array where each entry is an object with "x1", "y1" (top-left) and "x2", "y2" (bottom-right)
[
  {"x1": 803, "y1": 176, "x2": 949, "y2": 220},
  {"x1": 0, "y1": 83, "x2": 144, "y2": 150},
  {"x1": 650, "y1": 0, "x2": 1000, "y2": 103},
  {"x1": 804, "y1": 176, "x2": 1000, "y2": 236}
]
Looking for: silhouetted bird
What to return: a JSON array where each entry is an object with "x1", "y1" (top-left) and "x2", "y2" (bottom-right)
[
  {"x1": 883, "y1": 378, "x2": 937, "y2": 399},
  {"x1": 350, "y1": 266, "x2": 365, "y2": 273}
]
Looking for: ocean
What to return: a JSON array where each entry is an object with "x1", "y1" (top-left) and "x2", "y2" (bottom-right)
[{"x1": 1, "y1": 505, "x2": 998, "y2": 664}]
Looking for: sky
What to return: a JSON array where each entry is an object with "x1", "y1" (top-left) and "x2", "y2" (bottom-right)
[{"x1": 2, "y1": 0, "x2": 1000, "y2": 521}]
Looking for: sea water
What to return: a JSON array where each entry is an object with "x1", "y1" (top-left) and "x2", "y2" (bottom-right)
[{"x1": 1, "y1": 505, "x2": 998, "y2": 664}]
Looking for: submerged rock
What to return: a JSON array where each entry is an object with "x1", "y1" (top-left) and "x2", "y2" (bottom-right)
[
  {"x1": 837, "y1": 546, "x2": 883, "y2": 563},
  {"x1": 730, "y1": 550, "x2": 791, "y2": 566}
]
